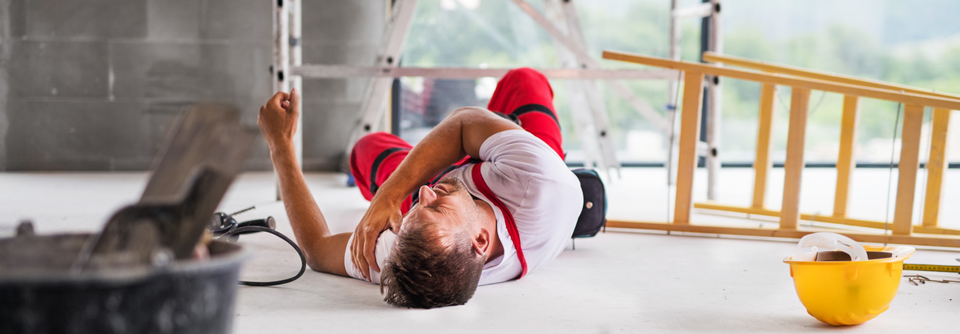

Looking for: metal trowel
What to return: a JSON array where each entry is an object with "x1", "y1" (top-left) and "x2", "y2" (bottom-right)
[{"x1": 74, "y1": 104, "x2": 256, "y2": 272}]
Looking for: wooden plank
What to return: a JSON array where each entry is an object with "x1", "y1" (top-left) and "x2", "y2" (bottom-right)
[
  {"x1": 696, "y1": 201, "x2": 896, "y2": 230},
  {"x1": 913, "y1": 225, "x2": 960, "y2": 236},
  {"x1": 922, "y1": 108, "x2": 952, "y2": 227},
  {"x1": 605, "y1": 219, "x2": 960, "y2": 248},
  {"x1": 601, "y1": 50, "x2": 960, "y2": 111},
  {"x1": 695, "y1": 201, "x2": 780, "y2": 216},
  {"x1": 674, "y1": 71, "x2": 706, "y2": 224},
  {"x1": 752, "y1": 83, "x2": 777, "y2": 208},
  {"x1": 607, "y1": 219, "x2": 809, "y2": 238},
  {"x1": 804, "y1": 213, "x2": 900, "y2": 230},
  {"x1": 833, "y1": 95, "x2": 860, "y2": 217},
  {"x1": 780, "y1": 88, "x2": 811, "y2": 229},
  {"x1": 702, "y1": 52, "x2": 960, "y2": 102},
  {"x1": 694, "y1": 201, "x2": 960, "y2": 236},
  {"x1": 893, "y1": 104, "x2": 925, "y2": 235}
]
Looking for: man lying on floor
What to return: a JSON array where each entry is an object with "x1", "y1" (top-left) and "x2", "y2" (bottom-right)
[{"x1": 258, "y1": 68, "x2": 582, "y2": 309}]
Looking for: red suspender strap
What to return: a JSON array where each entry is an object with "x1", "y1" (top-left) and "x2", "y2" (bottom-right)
[{"x1": 471, "y1": 162, "x2": 528, "y2": 278}]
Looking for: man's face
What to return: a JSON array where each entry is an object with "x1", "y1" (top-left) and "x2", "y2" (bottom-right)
[{"x1": 400, "y1": 178, "x2": 479, "y2": 237}]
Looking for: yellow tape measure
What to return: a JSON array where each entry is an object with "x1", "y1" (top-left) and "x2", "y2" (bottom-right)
[{"x1": 903, "y1": 263, "x2": 960, "y2": 273}]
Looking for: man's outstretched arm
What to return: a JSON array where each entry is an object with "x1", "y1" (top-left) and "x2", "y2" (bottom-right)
[
  {"x1": 351, "y1": 107, "x2": 522, "y2": 280},
  {"x1": 259, "y1": 89, "x2": 350, "y2": 276}
]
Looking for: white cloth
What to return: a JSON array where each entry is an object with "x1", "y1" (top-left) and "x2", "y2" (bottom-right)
[
  {"x1": 344, "y1": 230, "x2": 396, "y2": 284},
  {"x1": 344, "y1": 129, "x2": 583, "y2": 285}
]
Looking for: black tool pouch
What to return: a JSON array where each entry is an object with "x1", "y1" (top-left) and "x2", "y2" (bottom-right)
[{"x1": 571, "y1": 169, "x2": 607, "y2": 238}]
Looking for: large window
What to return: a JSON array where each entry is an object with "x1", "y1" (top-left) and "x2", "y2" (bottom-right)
[{"x1": 398, "y1": 0, "x2": 960, "y2": 165}]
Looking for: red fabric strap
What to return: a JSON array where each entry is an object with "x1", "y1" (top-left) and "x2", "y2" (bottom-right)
[{"x1": 471, "y1": 162, "x2": 528, "y2": 278}]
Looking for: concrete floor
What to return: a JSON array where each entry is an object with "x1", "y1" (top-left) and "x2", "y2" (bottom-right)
[{"x1": 1, "y1": 169, "x2": 958, "y2": 333}]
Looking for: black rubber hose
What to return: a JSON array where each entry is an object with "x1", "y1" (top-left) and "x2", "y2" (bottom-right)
[
  {"x1": 217, "y1": 226, "x2": 307, "y2": 287},
  {"x1": 231, "y1": 217, "x2": 277, "y2": 235}
]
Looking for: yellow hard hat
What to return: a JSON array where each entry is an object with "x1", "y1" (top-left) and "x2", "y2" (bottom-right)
[{"x1": 784, "y1": 245, "x2": 915, "y2": 326}]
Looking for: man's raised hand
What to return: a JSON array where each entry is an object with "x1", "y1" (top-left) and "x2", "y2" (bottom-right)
[
  {"x1": 258, "y1": 88, "x2": 300, "y2": 153},
  {"x1": 350, "y1": 197, "x2": 403, "y2": 281}
]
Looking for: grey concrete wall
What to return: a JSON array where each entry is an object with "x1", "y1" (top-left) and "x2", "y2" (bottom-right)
[
  {"x1": 0, "y1": 0, "x2": 384, "y2": 171},
  {"x1": 300, "y1": 1, "x2": 384, "y2": 171}
]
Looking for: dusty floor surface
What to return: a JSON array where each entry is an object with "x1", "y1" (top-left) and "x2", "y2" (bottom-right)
[{"x1": 2, "y1": 168, "x2": 957, "y2": 333}]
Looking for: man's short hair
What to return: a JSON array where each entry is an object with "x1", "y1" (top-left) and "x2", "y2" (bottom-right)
[{"x1": 380, "y1": 219, "x2": 485, "y2": 309}]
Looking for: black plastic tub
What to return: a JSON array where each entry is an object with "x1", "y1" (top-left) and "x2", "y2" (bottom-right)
[{"x1": 0, "y1": 233, "x2": 248, "y2": 334}]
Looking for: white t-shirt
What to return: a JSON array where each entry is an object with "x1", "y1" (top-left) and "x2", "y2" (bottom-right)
[{"x1": 344, "y1": 129, "x2": 583, "y2": 285}]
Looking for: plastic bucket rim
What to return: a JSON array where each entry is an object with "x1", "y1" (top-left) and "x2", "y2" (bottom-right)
[{"x1": 0, "y1": 236, "x2": 251, "y2": 285}]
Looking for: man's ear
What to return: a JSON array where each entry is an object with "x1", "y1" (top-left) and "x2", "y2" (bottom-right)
[{"x1": 472, "y1": 227, "x2": 491, "y2": 256}]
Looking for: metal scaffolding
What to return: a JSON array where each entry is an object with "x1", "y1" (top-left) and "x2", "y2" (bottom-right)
[{"x1": 272, "y1": 0, "x2": 722, "y2": 197}]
